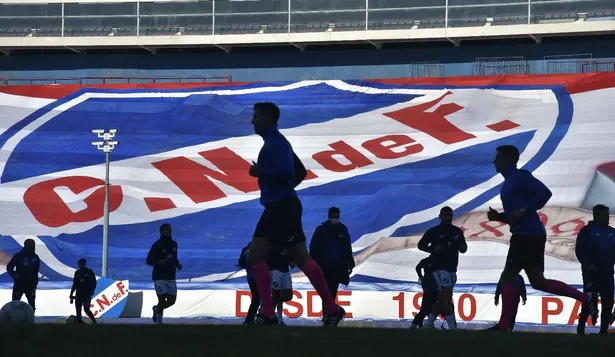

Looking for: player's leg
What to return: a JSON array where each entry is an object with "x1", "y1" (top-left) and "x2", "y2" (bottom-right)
[
  {"x1": 524, "y1": 236, "x2": 596, "y2": 319},
  {"x1": 488, "y1": 264, "x2": 522, "y2": 331},
  {"x1": 271, "y1": 270, "x2": 284, "y2": 324},
  {"x1": 248, "y1": 206, "x2": 275, "y2": 322},
  {"x1": 82, "y1": 297, "x2": 96, "y2": 324},
  {"x1": 11, "y1": 284, "x2": 23, "y2": 302},
  {"x1": 284, "y1": 198, "x2": 344, "y2": 326},
  {"x1": 577, "y1": 273, "x2": 594, "y2": 335},
  {"x1": 321, "y1": 271, "x2": 339, "y2": 317},
  {"x1": 163, "y1": 280, "x2": 178, "y2": 311},
  {"x1": 24, "y1": 287, "x2": 36, "y2": 313},
  {"x1": 411, "y1": 289, "x2": 437, "y2": 328},
  {"x1": 277, "y1": 271, "x2": 293, "y2": 325},
  {"x1": 510, "y1": 299, "x2": 519, "y2": 331},
  {"x1": 424, "y1": 271, "x2": 451, "y2": 328},
  {"x1": 245, "y1": 278, "x2": 261, "y2": 324},
  {"x1": 598, "y1": 276, "x2": 614, "y2": 334},
  {"x1": 75, "y1": 297, "x2": 83, "y2": 321}
]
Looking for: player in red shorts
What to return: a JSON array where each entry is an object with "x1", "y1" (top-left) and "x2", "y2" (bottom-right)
[
  {"x1": 247, "y1": 102, "x2": 345, "y2": 326},
  {"x1": 486, "y1": 145, "x2": 597, "y2": 331}
]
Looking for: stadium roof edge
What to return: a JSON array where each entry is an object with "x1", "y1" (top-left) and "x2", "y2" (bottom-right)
[{"x1": 1, "y1": 21, "x2": 614, "y2": 51}]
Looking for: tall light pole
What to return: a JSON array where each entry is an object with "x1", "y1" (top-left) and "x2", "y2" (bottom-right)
[{"x1": 91, "y1": 129, "x2": 119, "y2": 278}]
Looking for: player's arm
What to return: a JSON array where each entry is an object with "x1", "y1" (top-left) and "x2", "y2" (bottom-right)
[
  {"x1": 258, "y1": 140, "x2": 295, "y2": 181},
  {"x1": 415, "y1": 260, "x2": 425, "y2": 280},
  {"x1": 417, "y1": 230, "x2": 434, "y2": 254},
  {"x1": 6, "y1": 254, "x2": 17, "y2": 278},
  {"x1": 35, "y1": 255, "x2": 40, "y2": 274},
  {"x1": 292, "y1": 153, "x2": 308, "y2": 188},
  {"x1": 146, "y1": 242, "x2": 158, "y2": 266},
  {"x1": 519, "y1": 275, "x2": 527, "y2": 303},
  {"x1": 458, "y1": 229, "x2": 468, "y2": 254},
  {"x1": 342, "y1": 225, "x2": 355, "y2": 270},
  {"x1": 519, "y1": 171, "x2": 552, "y2": 213},
  {"x1": 70, "y1": 271, "x2": 78, "y2": 297},
  {"x1": 574, "y1": 226, "x2": 592, "y2": 266},
  {"x1": 494, "y1": 279, "x2": 501, "y2": 304},
  {"x1": 174, "y1": 242, "x2": 182, "y2": 270}
]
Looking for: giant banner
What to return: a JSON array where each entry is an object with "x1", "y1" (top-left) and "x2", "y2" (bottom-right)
[{"x1": 0, "y1": 74, "x2": 614, "y2": 324}]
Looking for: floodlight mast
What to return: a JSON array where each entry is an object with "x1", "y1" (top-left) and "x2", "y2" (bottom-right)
[{"x1": 91, "y1": 129, "x2": 119, "y2": 278}]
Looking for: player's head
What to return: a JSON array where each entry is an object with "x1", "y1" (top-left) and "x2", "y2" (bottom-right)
[
  {"x1": 494, "y1": 145, "x2": 519, "y2": 173},
  {"x1": 252, "y1": 102, "x2": 280, "y2": 136},
  {"x1": 592, "y1": 204, "x2": 609, "y2": 226},
  {"x1": 23, "y1": 238, "x2": 35, "y2": 254},
  {"x1": 160, "y1": 223, "x2": 172, "y2": 239},
  {"x1": 78, "y1": 258, "x2": 87, "y2": 269},
  {"x1": 439, "y1": 206, "x2": 453, "y2": 225},
  {"x1": 328, "y1": 206, "x2": 340, "y2": 224}
]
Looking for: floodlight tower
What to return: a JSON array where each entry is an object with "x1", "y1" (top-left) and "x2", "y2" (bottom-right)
[{"x1": 91, "y1": 129, "x2": 119, "y2": 278}]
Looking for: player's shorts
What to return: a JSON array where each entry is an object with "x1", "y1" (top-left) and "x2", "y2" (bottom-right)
[
  {"x1": 75, "y1": 297, "x2": 92, "y2": 311},
  {"x1": 505, "y1": 234, "x2": 546, "y2": 272},
  {"x1": 254, "y1": 195, "x2": 306, "y2": 248},
  {"x1": 271, "y1": 270, "x2": 292, "y2": 290},
  {"x1": 432, "y1": 270, "x2": 457, "y2": 289},
  {"x1": 154, "y1": 280, "x2": 177, "y2": 296}
]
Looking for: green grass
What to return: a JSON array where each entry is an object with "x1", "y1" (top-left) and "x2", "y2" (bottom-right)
[{"x1": 1, "y1": 324, "x2": 614, "y2": 357}]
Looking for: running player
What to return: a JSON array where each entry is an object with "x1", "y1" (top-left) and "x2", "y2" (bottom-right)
[
  {"x1": 410, "y1": 255, "x2": 456, "y2": 329},
  {"x1": 418, "y1": 206, "x2": 467, "y2": 329},
  {"x1": 486, "y1": 145, "x2": 597, "y2": 331},
  {"x1": 6, "y1": 238, "x2": 40, "y2": 313},
  {"x1": 146, "y1": 223, "x2": 182, "y2": 324},
  {"x1": 247, "y1": 102, "x2": 345, "y2": 326},
  {"x1": 69, "y1": 258, "x2": 97, "y2": 324}
]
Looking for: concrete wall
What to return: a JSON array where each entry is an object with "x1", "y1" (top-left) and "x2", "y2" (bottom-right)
[{"x1": 0, "y1": 37, "x2": 614, "y2": 82}]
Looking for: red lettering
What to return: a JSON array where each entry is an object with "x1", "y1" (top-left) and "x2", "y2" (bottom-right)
[
  {"x1": 307, "y1": 291, "x2": 322, "y2": 318},
  {"x1": 96, "y1": 295, "x2": 111, "y2": 312},
  {"x1": 23, "y1": 176, "x2": 123, "y2": 228},
  {"x1": 392, "y1": 292, "x2": 405, "y2": 319},
  {"x1": 541, "y1": 297, "x2": 563, "y2": 324},
  {"x1": 284, "y1": 291, "x2": 303, "y2": 318},
  {"x1": 458, "y1": 293, "x2": 477, "y2": 321},
  {"x1": 551, "y1": 218, "x2": 585, "y2": 237},
  {"x1": 383, "y1": 92, "x2": 475, "y2": 144},
  {"x1": 151, "y1": 147, "x2": 258, "y2": 204},
  {"x1": 235, "y1": 290, "x2": 251, "y2": 317},
  {"x1": 116, "y1": 281, "x2": 127, "y2": 296},
  {"x1": 566, "y1": 300, "x2": 596, "y2": 326},
  {"x1": 362, "y1": 135, "x2": 423, "y2": 160},
  {"x1": 336, "y1": 291, "x2": 353, "y2": 318},
  {"x1": 312, "y1": 141, "x2": 373, "y2": 172},
  {"x1": 469, "y1": 221, "x2": 507, "y2": 238},
  {"x1": 412, "y1": 292, "x2": 423, "y2": 317}
]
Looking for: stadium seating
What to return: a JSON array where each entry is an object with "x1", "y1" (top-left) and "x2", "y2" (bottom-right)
[{"x1": 0, "y1": 0, "x2": 613, "y2": 38}]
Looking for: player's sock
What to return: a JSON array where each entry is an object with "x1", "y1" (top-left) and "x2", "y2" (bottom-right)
[
  {"x1": 252, "y1": 262, "x2": 275, "y2": 317},
  {"x1": 497, "y1": 285, "x2": 516, "y2": 330},
  {"x1": 276, "y1": 302, "x2": 283, "y2": 323},
  {"x1": 301, "y1": 260, "x2": 338, "y2": 315},
  {"x1": 544, "y1": 280, "x2": 586, "y2": 301},
  {"x1": 445, "y1": 315, "x2": 457, "y2": 329},
  {"x1": 424, "y1": 313, "x2": 437, "y2": 328}
]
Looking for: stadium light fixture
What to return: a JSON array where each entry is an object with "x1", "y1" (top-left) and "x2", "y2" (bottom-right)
[{"x1": 91, "y1": 129, "x2": 120, "y2": 278}]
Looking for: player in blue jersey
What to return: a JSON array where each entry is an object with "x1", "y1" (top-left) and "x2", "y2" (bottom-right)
[
  {"x1": 6, "y1": 238, "x2": 40, "y2": 313},
  {"x1": 575, "y1": 204, "x2": 615, "y2": 335},
  {"x1": 70, "y1": 258, "x2": 97, "y2": 324},
  {"x1": 146, "y1": 223, "x2": 182, "y2": 324},
  {"x1": 486, "y1": 145, "x2": 597, "y2": 331},
  {"x1": 247, "y1": 102, "x2": 345, "y2": 326},
  {"x1": 418, "y1": 206, "x2": 467, "y2": 329}
]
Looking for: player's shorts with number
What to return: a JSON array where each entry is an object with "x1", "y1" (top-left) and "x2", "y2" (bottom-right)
[
  {"x1": 433, "y1": 270, "x2": 457, "y2": 289},
  {"x1": 271, "y1": 270, "x2": 292, "y2": 290},
  {"x1": 154, "y1": 280, "x2": 177, "y2": 296}
]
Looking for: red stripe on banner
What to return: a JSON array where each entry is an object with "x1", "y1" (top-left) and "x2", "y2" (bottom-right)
[
  {"x1": 0, "y1": 81, "x2": 253, "y2": 100},
  {"x1": 368, "y1": 73, "x2": 615, "y2": 94}
]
